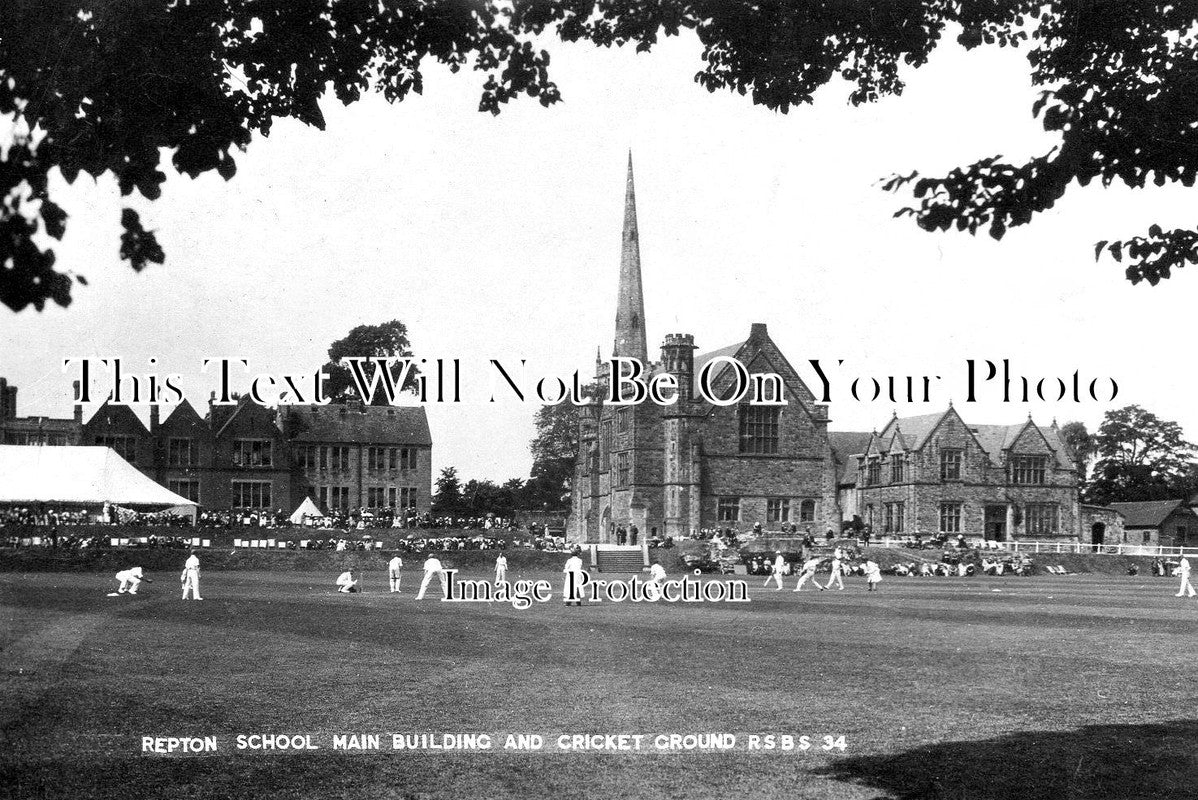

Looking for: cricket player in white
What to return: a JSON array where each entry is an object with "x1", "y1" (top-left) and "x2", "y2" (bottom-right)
[
  {"x1": 180, "y1": 552, "x2": 202, "y2": 600},
  {"x1": 1175, "y1": 556, "x2": 1196, "y2": 598},
  {"x1": 863, "y1": 559, "x2": 882, "y2": 592},
  {"x1": 416, "y1": 556, "x2": 446, "y2": 600},
  {"x1": 821, "y1": 553, "x2": 845, "y2": 590},
  {"x1": 793, "y1": 557, "x2": 823, "y2": 592},
  {"x1": 562, "y1": 550, "x2": 585, "y2": 606},
  {"x1": 764, "y1": 552, "x2": 786, "y2": 590},
  {"x1": 646, "y1": 562, "x2": 667, "y2": 600},
  {"x1": 388, "y1": 555, "x2": 403, "y2": 593},
  {"x1": 336, "y1": 570, "x2": 358, "y2": 593},
  {"x1": 494, "y1": 553, "x2": 508, "y2": 585},
  {"x1": 114, "y1": 566, "x2": 149, "y2": 594}
]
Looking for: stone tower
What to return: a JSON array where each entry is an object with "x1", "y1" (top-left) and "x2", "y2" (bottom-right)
[{"x1": 660, "y1": 333, "x2": 701, "y2": 537}]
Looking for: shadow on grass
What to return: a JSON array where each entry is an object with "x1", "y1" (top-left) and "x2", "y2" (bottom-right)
[{"x1": 815, "y1": 719, "x2": 1198, "y2": 799}]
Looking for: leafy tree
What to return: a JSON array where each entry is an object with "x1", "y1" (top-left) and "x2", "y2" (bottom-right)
[
  {"x1": 322, "y1": 320, "x2": 419, "y2": 403},
  {"x1": 1085, "y1": 405, "x2": 1196, "y2": 504},
  {"x1": 8, "y1": 2, "x2": 1198, "y2": 311},
  {"x1": 459, "y1": 478, "x2": 488, "y2": 514},
  {"x1": 432, "y1": 465, "x2": 461, "y2": 513},
  {"x1": 0, "y1": 1, "x2": 559, "y2": 312},
  {"x1": 526, "y1": 396, "x2": 588, "y2": 512},
  {"x1": 500, "y1": 477, "x2": 527, "y2": 511},
  {"x1": 1173, "y1": 462, "x2": 1198, "y2": 505},
  {"x1": 882, "y1": 3, "x2": 1198, "y2": 286},
  {"x1": 1059, "y1": 421, "x2": 1095, "y2": 468},
  {"x1": 457, "y1": 477, "x2": 527, "y2": 515},
  {"x1": 1058, "y1": 420, "x2": 1096, "y2": 492}
]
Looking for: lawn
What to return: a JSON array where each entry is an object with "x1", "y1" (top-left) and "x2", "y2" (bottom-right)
[{"x1": 1, "y1": 566, "x2": 1195, "y2": 799}]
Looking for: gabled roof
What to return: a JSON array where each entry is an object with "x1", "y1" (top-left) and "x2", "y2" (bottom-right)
[
  {"x1": 213, "y1": 395, "x2": 283, "y2": 438},
  {"x1": 872, "y1": 410, "x2": 1073, "y2": 470},
  {"x1": 1037, "y1": 424, "x2": 1077, "y2": 469},
  {"x1": 828, "y1": 431, "x2": 873, "y2": 486},
  {"x1": 81, "y1": 400, "x2": 150, "y2": 435},
  {"x1": 286, "y1": 404, "x2": 431, "y2": 446},
  {"x1": 878, "y1": 411, "x2": 946, "y2": 451},
  {"x1": 971, "y1": 424, "x2": 1022, "y2": 457},
  {"x1": 1107, "y1": 500, "x2": 1195, "y2": 528},
  {"x1": 159, "y1": 399, "x2": 205, "y2": 428},
  {"x1": 829, "y1": 431, "x2": 873, "y2": 460},
  {"x1": 688, "y1": 324, "x2": 823, "y2": 422},
  {"x1": 885, "y1": 428, "x2": 908, "y2": 453},
  {"x1": 970, "y1": 420, "x2": 1074, "y2": 469},
  {"x1": 692, "y1": 340, "x2": 747, "y2": 392},
  {"x1": 158, "y1": 397, "x2": 209, "y2": 433}
]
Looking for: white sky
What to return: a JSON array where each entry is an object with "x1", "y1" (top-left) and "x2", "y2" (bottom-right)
[{"x1": 2, "y1": 29, "x2": 1196, "y2": 484}]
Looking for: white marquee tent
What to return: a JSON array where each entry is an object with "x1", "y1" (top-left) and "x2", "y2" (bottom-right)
[
  {"x1": 0, "y1": 446, "x2": 198, "y2": 516},
  {"x1": 289, "y1": 496, "x2": 325, "y2": 525}
]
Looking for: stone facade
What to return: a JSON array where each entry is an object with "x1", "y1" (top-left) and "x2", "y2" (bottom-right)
[
  {"x1": 567, "y1": 159, "x2": 1087, "y2": 545},
  {"x1": 1107, "y1": 500, "x2": 1197, "y2": 548},
  {"x1": 841, "y1": 408, "x2": 1081, "y2": 542},
  {"x1": 0, "y1": 377, "x2": 81, "y2": 445},
  {"x1": 0, "y1": 379, "x2": 432, "y2": 515},
  {"x1": 568, "y1": 158, "x2": 842, "y2": 542},
  {"x1": 569, "y1": 322, "x2": 842, "y2": 542},
  {"x1": 283, "y1": 403, "x2": 432, "y2": 515},
  {"x1": 1080, "y1": 505, "x2": 1125, "y2": 545}
]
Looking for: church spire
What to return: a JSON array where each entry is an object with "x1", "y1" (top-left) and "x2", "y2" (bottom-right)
[{"x1": 613, "y1": 151, "x2": 648, "y2": 363}]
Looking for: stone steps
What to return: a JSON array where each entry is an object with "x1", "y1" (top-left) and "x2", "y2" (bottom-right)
[{"x1": 595, "y1": 550, "x2": 646, "y2": 573}]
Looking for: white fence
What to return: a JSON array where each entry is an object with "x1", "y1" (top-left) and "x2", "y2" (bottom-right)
[{"x1": 873, "y1": 536, "x2": 1198, "y2": 558}]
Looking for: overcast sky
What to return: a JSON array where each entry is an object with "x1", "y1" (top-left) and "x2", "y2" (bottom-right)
[{"x1": 3, "y1": 28, "x2": 1196, "y2": 483}]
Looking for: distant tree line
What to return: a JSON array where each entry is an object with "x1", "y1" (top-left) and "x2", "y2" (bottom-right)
[
  {"x1": 432, "y1": 385, "x2": 585, "y2": 515},
  {"x1": 431, "y1": 465, "x2": 570, "y2": 517}
]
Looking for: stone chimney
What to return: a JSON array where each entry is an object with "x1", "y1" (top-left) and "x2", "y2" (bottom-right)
[{"x1": 0, "y1": 378, "x2": 13, "y2": 420}]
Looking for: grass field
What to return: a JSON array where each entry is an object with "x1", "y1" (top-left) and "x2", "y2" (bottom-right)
[{"x1": 1, "y1": 566, "x2": 1195, "y2": 799}]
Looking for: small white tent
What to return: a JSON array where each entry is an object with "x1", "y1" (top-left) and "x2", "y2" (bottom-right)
[
  {"x1": 0, "y1": 446, "x2": 197, "y2": 514},
  {"x1": 289, "y1": 496, "x2": 325, "y2": 525}
]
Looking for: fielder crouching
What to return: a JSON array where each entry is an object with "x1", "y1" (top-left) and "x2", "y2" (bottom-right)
[
  {"x1": 336, "y1": 570, "x2": 358, "y2": 593},
  {"x1": 114, "y1": 566, "x2": 152, "y2": 595}
]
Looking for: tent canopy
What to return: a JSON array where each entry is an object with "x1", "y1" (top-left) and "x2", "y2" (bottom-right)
[
  {"x1": 289, "y1": 496, "x2": 325, "y2": 524},
  {"x1": 0, "y1": 445, "x2": 197, "y2": 508}
]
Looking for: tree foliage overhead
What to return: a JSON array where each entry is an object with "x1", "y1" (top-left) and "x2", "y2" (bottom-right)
[
  {"x1": 1, "y1": 0, "x2": 560, "y2": 312},
  {"x1": 5, "y1": 1, "x2": 1198, "y2": 312}
]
